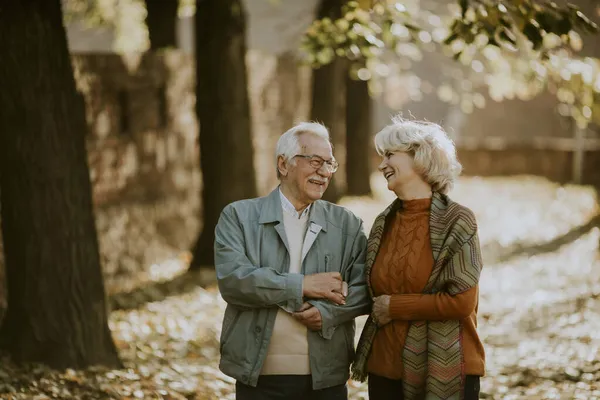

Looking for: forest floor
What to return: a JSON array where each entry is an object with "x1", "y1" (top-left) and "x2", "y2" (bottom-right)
[{"x1": 1, "y1": 175, "x2": 600, "y2": 400}]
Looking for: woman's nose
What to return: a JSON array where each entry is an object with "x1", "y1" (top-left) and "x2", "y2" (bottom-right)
[{"x1": 378, "y1": 159, "x2": 387, "y2": 171}]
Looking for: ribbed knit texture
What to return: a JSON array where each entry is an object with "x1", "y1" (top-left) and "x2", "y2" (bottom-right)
[{"x1": 367, "y1": 198, "x2": 485, "y2": 380}]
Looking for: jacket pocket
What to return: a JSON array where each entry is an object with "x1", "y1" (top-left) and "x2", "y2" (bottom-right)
[
  {"x1": 220, "y1": 308, "x2": 240, "y2": 353},
  {"x1": 324, "y1": 324, "x2": 352, "y2": 368},
  {"x1": 322, "y1": 254, "x2": 334, "y2": 273}
]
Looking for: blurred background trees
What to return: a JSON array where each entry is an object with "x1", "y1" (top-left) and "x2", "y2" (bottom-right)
[
  {"x1": 144, "y1": 0, "x2": 179, "y2": 50},
  {"x1": 191, "y1": 0, "x2": 257, "y2": 268}
]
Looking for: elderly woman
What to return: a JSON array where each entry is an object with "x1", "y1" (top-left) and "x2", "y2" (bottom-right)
[{"x1": 352, "y1": 117, "x2": 485, "y2": 400}]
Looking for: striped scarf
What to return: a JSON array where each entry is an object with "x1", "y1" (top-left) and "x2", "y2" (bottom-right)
[{"x1": 351, "y1": 192, "x2": 483, "y2": 399}]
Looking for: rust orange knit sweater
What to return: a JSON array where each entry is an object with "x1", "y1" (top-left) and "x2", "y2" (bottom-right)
[{"x1": 367, "y1": 197, "x2": 485, "y2": 379}]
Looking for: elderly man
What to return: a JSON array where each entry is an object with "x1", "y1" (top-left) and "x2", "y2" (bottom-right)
[{"x1": 215, "y1": 122, "x2": 370, "y2": 400}]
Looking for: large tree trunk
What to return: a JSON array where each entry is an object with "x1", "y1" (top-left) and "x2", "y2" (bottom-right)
[
  {"x1": 346, "y1": 77, "x2": 372, "y2": 196},
  {"x1": 310, "y1": 0, "x2": 348, "y2": 204},
  {"x1": 191, "y1": 0, "x2": 257, "y2": 269},
  {"x1": 144, "y1": 0, "x2": 179, "y2": 50},
  {"x1": 0, "y1": 0, "x2": 121, "y2": 369}
]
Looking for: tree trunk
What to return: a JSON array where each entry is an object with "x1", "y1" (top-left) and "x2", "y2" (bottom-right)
[
  {"x1": 0, "y1": 0, "x2": 121, "y2": 369},
  {"x1": 310, "y1": 0, "x2": 348, "y2": 204},
  {"x1": 144, "y1": 0, "x2": 179, "y2": 50},
  {"x1": 191, "y1": 0, "x2": 257, "y2": 269},
  {"x1": 346, "y1": 77, "x2": 372, "y2": 196}
]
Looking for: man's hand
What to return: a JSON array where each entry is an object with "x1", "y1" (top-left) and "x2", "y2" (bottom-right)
[
  {"x1": 292, "y1": 302, "x2": 322, "y2": 331},
  {"x1": 373, "y1": 295, "x2": 391, "y2": 326},
  {"x1": 303, "y1": 272, "x2": 347, "y2": 305}
]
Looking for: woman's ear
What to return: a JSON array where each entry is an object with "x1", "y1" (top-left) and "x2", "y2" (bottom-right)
[{"x1": 277, "y1": 155, "x2": 288, "y2": 177}]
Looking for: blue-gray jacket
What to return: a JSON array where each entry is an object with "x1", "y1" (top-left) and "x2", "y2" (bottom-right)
[{"x1": 215, "y1": 188, "x2": 370, "y2": 390}]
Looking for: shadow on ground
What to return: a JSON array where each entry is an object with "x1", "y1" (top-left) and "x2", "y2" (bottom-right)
[
  {"x1": 483, "y1": 213, "x2": 600, "y2": 264},
  {"x1": 109, "y1": 268, "x2": 217, "y2": 311}
]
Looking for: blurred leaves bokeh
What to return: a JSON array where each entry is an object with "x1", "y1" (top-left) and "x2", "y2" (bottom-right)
[{"x1": 301, "y1": 0, "x2": 600, "y2": 128}]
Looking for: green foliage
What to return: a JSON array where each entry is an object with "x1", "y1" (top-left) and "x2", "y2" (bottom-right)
[
  {"x1": 444, "y1": 0, "x2": 597, "y2": 59},
  {"x1": 302, "y1": 1, "x2": 419, "y2": 70},
  {"x1": 445, "y1": 1, "x2": 600, "y2": 127},
  {"x1": 302, "y1": 0, "x2": 597, "y2": 69},
  {"x1": 301, "y1": 0, "x2": 600, "y2": 127}
]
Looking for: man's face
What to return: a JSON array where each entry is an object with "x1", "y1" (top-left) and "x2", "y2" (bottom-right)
[{"x1": 280, "y1": 133, "x2": 334, "y2": 204}]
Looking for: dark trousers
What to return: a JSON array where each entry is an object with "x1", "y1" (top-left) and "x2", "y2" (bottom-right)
[
  {"x1": 368, "y1": 373, "x2": 481, "y2": 400},
  {"x1": 236, "y1": 375, "x2": 347, "y2": 400}
]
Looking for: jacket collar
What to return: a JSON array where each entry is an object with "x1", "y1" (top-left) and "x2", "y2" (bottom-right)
[
  {"x1": 259, "y1": 187, "x2": 328, "y2": 232},
  {"x1": 258, "y1": 188, "x2": 284, "y2": 224},
  {"x1": 308, "y1": 198, "x2": 328, "y2": 233}
]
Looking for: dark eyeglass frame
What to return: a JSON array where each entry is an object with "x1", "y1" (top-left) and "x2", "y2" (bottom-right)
[{"x1": 293, "y1": 154, "x2": 339, "y2": 173}]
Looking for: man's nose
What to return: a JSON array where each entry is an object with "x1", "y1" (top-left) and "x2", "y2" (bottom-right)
[{"x1": 317, "y1": 165, "x2": 333, "y2": 177}]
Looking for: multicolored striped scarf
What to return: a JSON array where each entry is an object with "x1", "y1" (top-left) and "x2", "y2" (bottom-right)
[{"x1": 351, "y1": 192, "x2": 483, "y2": 399}]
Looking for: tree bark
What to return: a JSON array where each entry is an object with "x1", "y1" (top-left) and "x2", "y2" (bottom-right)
[
  {"x1": 144, "y1": 0, "x2": 179, "y2": 50},
  {"x1": 191, "y1": 0, "x2": 257, "y2": 269},
  {"x1": 310, "y1": 0, "x2": 348, "y2": 204},
  {"x1": 0, "y1": 0, "x2": 121, "y2": 369},
  {"x1": 346, "y1": 77, "x2": 372, "y2": 196}
]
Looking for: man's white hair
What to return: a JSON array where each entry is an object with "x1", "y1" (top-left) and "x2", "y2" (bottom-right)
[
  {"x1": 374, "y1": 116, "x2": 462, "y2": 194},
  {"x1": 275, "y1": 122, "x2": 331, "y2": 179}
]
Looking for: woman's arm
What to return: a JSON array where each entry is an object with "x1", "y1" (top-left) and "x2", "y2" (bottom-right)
[
  {"x1": 388, "y1": 223, "x2": 484, "y2": 321},
  {"x1": 373, "y1": 213, "x2": 483, "y2": 325},
  {"x1": 389, "y1": 286, "x2": 478, "y2": 320}
]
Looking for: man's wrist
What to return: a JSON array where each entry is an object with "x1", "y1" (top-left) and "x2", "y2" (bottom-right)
[
  {"x1": 286, "y1": 273, "x2": 304, "y2": 311},
  {"x1": 311, "y1": 301, "x2": 336, "y2": 339}
]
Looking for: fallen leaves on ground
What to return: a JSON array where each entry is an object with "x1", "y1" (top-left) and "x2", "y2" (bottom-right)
[
  {"x1": 0, "y1": 284, "x2": 232, "y2": 400},
  {"x1": 1, "y1": 175, "x2": 599, "y2": 399}
]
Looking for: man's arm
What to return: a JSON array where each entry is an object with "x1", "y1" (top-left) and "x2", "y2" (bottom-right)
[
  {"x1": 215, "y1": 205, "x2": 304, "y2": 311},
  {"x1": 307, "y1": 221, "x2": 370, "y2": 339},
  {"x1": 216, "y1": 205, "x2": 348, "y2": 311}
]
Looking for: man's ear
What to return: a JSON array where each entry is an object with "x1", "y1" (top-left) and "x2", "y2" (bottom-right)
[{"x1": 277, "y1": 156, "x2": 289, "y2": 177}]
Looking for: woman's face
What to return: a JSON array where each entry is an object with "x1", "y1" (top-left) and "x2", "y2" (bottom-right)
[{"x1": 378, "y1": 150, "x2": 422, "y2": 192}]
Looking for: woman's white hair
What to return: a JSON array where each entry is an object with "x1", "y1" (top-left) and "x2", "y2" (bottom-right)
[
  {"x1": 275, "y1": 122, "x2": 331, "y2": 179},
  {"x1": 374, "y1": 116, "x2": 462, "y2": 194}
]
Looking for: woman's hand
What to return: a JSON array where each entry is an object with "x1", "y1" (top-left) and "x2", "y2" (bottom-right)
[{"x1": 373, "y1": 295, "x2": 392, "y2": 326}]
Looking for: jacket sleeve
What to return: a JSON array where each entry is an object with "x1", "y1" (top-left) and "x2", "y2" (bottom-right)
[
  {"x1": 215, "y1": 205, "x2": 304, "y2": 311},
  {"x1": 308, "y1": 221, "x2": 371, "y2": 340}
]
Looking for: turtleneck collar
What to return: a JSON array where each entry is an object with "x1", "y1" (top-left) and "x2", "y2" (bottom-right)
[{"x1": 400, "y1": 197, "x2": 431, "y2": 213}]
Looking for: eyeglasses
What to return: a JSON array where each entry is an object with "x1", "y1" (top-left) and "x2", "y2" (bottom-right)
[{"x1": 294, "y1": 154, "x2": 339, "y2": 173}]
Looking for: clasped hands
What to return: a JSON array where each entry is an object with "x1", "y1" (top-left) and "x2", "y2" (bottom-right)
[{"x1": 292, "y1": 272, "x2": 348, "y2": 331}]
